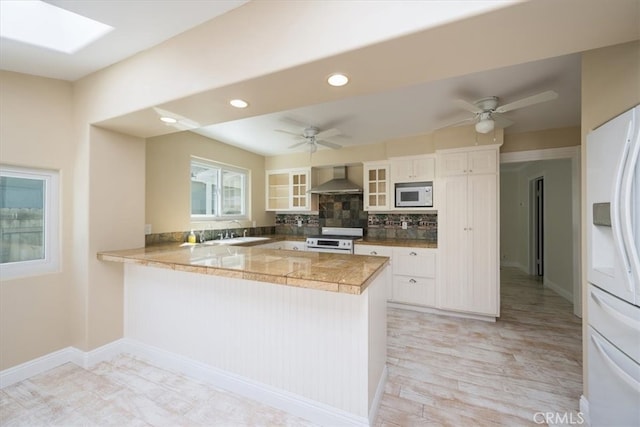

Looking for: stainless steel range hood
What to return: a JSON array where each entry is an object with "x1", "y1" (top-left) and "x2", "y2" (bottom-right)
[{"x1": 308, "y1": 166, "x2": 363, "y2": 194}]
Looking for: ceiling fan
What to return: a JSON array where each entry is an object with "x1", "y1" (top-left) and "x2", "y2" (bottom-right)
[
  {"x1": 443, "y1": 90, "x2": 559, "y2": 134},
  {"x1": 277, "y1": 126, "x2": 343, "y2": 153}
]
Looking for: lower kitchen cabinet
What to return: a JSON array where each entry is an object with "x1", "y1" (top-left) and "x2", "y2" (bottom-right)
[
  {"x1": 392, "y1": 247, "x2": 436, "y2": 307},
  {"x1": 392, "y1": 276, "x2": 435, "y2": 307},
  {"x1": 356, "y1": 244, "x2": 437, "y2": 307}
]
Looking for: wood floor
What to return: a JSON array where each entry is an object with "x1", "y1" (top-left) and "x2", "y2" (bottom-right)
[{"x1": 0, "y1": 268, "x2": 582, "y2": 426}]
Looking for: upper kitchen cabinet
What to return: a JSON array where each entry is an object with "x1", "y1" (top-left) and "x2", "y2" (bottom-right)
[
  {"x1": 266, "y1": 168, "x2": 315, "y2": 211},
  {"x1": 436, "y1": 145, "x2": 500, "y2": 318},
  {"x1": 438, "y1": 149, "x2": 497, "y2": 177},
  {"x1": 363, "y1": 162, "x2": 390, "y2": 211},
  {"x1": 390, "y1": 155, "x2": 436, "y2": 183}
]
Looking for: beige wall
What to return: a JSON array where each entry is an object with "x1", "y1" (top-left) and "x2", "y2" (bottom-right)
[
  {"x1": 0, "y1": 72, "x2": 75, "y2": 369},
  {"x1": 146, "y1": 132, "x2": 272, "y2": 233},
  {"x1": 86, "y1": 127, "x2": 145, "y2": 349},
  {"x1": 581, "y1": 40, "x2": 640, "y2": 397},
  {"x1": 502, "y1": 126, "x2": 580, "y2": 153}
]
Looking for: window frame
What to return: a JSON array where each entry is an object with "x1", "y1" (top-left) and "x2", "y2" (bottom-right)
[
  {"x1": 190, "y1": 157, "x2": 249, "y2": 221},
  {"x1": 0, "y1": 165, "x2": 60, "y2": 280}
]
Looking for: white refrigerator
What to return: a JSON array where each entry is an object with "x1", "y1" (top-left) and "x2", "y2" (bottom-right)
[{"x1": 586, "y1": 104, "x2": 640, "y2": 426}]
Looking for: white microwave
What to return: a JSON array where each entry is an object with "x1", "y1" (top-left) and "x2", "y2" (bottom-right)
[{"x1": 395, "y1": 182, "x2": 433, "y2": 208}]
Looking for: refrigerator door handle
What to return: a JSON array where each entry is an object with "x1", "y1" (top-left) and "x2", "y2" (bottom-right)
[
  {"x1": 620, "y1": 113, "x2": 640, "y2": 289},
  {"x1": 591, "y1": 290, "x2": 640, "y2": 332},
  {"x1": 591, "y1": 333, "x2": 640, "y2": 393},
  {"x1": 611, "y1": 130, "x2": 634, "y2": 292}
]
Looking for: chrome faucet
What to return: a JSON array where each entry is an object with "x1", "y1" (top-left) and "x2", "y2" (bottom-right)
[
  {"x1": 228, "y1": 220, "x2": 242, "y2": 239},
  {"x1": 243, "y1": 229, "x2": 248, "y2": 237}
]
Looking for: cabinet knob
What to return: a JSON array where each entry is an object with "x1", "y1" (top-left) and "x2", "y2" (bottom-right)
[
  {"x1": 371, "y1": 251, "x2": 378, "y2": 255},
  {"x1": 409, "y1": 251, "x2": 417, "y2": 256},
  {"x1": 293, "y1": 247, "x2": 299, "y2": 250},
  {"x1": 409, "y1": 278, "x2": 417, "y2": 284}
]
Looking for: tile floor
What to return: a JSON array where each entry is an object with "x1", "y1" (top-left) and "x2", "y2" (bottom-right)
[{"x1": 0, "y1": 268, "x2": 582, "y2": 426}]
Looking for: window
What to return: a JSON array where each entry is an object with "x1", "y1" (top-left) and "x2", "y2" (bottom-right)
[
  {"x1": 191, "y1": 158, "x2": 247, "y2": 219},
  {"x1": 0, "y1": 165, "x2": 59, "y2": 279}
]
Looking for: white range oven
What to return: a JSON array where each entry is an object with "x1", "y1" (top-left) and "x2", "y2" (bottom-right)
[{"x1": 305, "y1": 227, "x2": 363, "y2": 254}]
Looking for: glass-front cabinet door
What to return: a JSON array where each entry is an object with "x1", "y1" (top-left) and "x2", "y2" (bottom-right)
[
  {"x1": 291, "y1": 171, "x2": 308, "y2": 209},
  {"x1": 363, "y1": 162, "x2": 390, "y2": 211},
  {"x1": 266, "y1": 168, "x2": 312, "y2": 211}
]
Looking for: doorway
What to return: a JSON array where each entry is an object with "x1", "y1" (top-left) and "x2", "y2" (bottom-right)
[{"x1": 531, "y1": 176, "x2": 544, "y2": 277}]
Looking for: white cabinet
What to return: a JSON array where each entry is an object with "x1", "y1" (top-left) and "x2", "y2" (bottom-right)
[
  {"x1": 258, "y1": 241, "x2": 306, "y2": 251},
  {"x1": 391, "y1": 247, "x2": 437, "y2": 307},
  {"x1": 390, "y1": 155, "x2": 435, "y2": 183},
  {"x1": 363, "y1": 162, "x2": 390, "y2": 211},
  {"x1": 439, "y1": 149, "x2": 497, "y2": 177},
  {"x1": 355, "y1": 244, "x2": 394, "y2": 299},
  {"x1": 437, "y1": 145, "x2": 499, "y2": 317},
  {"x1": 266, "y1": 169, "x2": 314, "y2": 211}
]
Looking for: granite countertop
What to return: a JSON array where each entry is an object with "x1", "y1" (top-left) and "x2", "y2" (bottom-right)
[{"x1": 98, "y1": 244, "x2": 388, "y2": 295}]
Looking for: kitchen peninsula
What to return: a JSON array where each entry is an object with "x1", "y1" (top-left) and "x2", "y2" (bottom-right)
[{"x1": 98, "y1": 244, "x2": 389, "y2": 426}]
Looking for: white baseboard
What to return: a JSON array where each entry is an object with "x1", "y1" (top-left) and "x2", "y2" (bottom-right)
[
  {"x1": 0, "y1": 339, "x2": 376, "y2": 427},
  {"x1": 580, "y1": 395, "x2": 591, "y2": 426},
  {"x1": 369, "y1": 365, "x2": 388, "y2": 422},
  {"x1": 0, "y1": 340, "x2": 126, "y2": 388},
  {"x1": 544, "y1": 277, "x2": 573, "y2": 302},
  {"x1": 120, "y1": 339, "x2": 371, "y2": 427},
  {"x1": 1, "y1": 347, "x2": 77, "y2": 388},
  {"x1": 389, "y1": 301, "x2": 497, "y2": 322}
]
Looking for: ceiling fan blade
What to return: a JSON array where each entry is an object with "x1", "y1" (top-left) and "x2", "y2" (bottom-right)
[
  {"x1": 453, "y1": 99, "x2": 483, "y2": 114},
  {"x1": 492, "y1": 114, "x2": 514, "y2": 128},
  {"x1": 275, "y1": 129, "x2": 302, "y2": 137},
  {"x1": 495, "y1": 90, "x2": 558, "y2": 113},
  {"x1": 434, "y1": 116, "x2": 476, "y2": 131},
  {"x1": 315, "y1": 128, "x2": 341, "y2": 140},
  {"x1": 279, "y1": 116, "x2": 311, "y2": 129},
  {"x1": 288, "y1": 141, "x2": 308, "y2": 149},
  {"x1": 316, "y1": 139, "x2": 342, "y2": 149}
]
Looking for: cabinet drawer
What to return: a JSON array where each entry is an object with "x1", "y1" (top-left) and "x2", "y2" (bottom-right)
[
  {"x1": 393, "y1": 248, "x2": 436, "y2": 277},
  {"x1": 392, "y1": 276, "x2": 435, "y2": 306},
  {"x1": 354, "y1": 245, "x2": 393, "y2": 258}
]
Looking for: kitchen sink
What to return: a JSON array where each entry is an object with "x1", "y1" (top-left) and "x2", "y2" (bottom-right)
[{"x1": 202, "y1": 236, "x2": 270, "y2": 245}]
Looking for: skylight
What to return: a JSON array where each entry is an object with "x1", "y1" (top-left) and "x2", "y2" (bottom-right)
[{"x1": 0, "y1": 0, "x2": 113, "y2": 54}]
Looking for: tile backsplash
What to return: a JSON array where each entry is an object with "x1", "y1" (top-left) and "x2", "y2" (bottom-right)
[
  {"x1": 367, "y1": 212, "x2": 437, "y2": 241},
  {"x1": 275, "y1": 193, "x2": 436, "y2": 242},
  {"x1": 275, "y1": 194, "x2": 367, "y2": 236}
]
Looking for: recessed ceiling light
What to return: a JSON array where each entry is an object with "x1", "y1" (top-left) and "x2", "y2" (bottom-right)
[
  {"x1": 0, "y1": 0, "x2": 113, "y2": 54},
  {"x1": 327, "y1": 73, "x2": 349, "y2": 87},
  {"x1": 230, "y1": 99, "x2": 249, "y2": 108},
  {"x1": 160, "y1": 117, "x2": 178, "y2": 124}
]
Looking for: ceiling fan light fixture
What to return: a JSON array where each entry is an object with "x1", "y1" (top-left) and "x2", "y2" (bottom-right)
[
  {"x1": 309, "y1": 143, "x2": 318, "y2": 153},
  {"x1": 327, "y1": 73, "x2": 349, "y2": 87},
  {"x1": 475, "y1": 118, "x2": 495, "y2": 134},
  {"x1": 229, "y1": 99, "x2": 249, "y2": 109}
]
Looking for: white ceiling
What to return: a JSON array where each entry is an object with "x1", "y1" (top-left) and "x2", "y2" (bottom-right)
[
  {"x1": 0, "y1": 1, "x2": 583, "y2": 157},
  {"x1": 0, "y1": 0, "x2": 249, "y2": 81}
]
